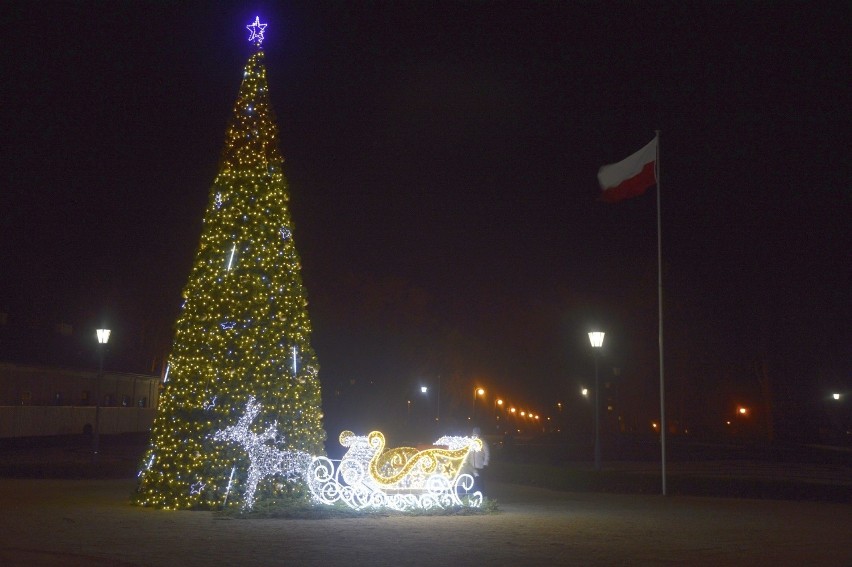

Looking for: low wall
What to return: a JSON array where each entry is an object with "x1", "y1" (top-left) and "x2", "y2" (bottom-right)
[{"x1": 0, "y1": 406, "x2": 156, "y2": 438}]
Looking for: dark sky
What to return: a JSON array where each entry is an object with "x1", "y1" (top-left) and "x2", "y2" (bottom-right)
[{"x1": 1, "y1": 2, "x2": 848, "y2": 432}]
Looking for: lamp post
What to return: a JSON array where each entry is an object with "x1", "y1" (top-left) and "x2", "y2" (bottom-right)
[
  {"x1": 472, "y1": 387, "x2": 485, "y2": 422},
  {"x1": 93, "y1": 328, "x2": 110, "y2": 463},
  {"x1": 421, "y1": 378, "x2": 441, "y2": 424},
  {"x1": 588, "y1": 331, "x2": 605, "y2": 471}
]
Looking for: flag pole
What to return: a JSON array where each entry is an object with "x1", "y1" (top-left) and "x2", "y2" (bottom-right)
[{"x1": 655, "y1": 129, "x2": 666, "y2": 496}]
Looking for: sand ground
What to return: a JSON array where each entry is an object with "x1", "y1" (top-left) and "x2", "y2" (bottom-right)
[{"x1": 1, "y1": 478, "x2": 850, "y2": 566}]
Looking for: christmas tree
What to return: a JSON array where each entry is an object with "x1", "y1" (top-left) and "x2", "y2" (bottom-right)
[{"x1": 135, "y1": 18, "x2": 326, "y2": 510}]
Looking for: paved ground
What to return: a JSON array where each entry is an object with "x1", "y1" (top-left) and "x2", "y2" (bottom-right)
[{"x1": 1, "y1": 478, "x2": 850, "y2": 566}]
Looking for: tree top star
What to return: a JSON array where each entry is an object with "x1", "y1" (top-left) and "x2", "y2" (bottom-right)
[{"x1": 247, "y1": 16, "x2": 267, "y2": 46}]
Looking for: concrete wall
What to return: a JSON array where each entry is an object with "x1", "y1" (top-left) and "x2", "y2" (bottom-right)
[
  {"x1": 0, "y1": 362, "x2": 160, "y2": 437},
  {"x1": 0, "y1": 406, "x2": 157, "y2": 437}
]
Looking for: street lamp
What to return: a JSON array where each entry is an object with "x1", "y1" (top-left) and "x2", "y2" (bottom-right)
[
  {"x1": 93, "y1": 328, "x2": 110, "y2": 463},
  {"x1": 588, "y1": 331, "x2": 604, "y2": 471},
  {"x1": 422, "y1": 379, "x2": 441, "y2": 423},
  {"x1": 472, "y1": 387, "x2": 485, "y2": 421}
]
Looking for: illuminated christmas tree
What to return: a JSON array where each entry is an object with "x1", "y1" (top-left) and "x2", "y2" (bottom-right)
[{"x1": 135, "y1": 18, "x2": 326, "y2": 510}]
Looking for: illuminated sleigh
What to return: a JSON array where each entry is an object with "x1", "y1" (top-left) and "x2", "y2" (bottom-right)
[{"x1": 306, "y1": 431, "x2": 484, "y2": 511}]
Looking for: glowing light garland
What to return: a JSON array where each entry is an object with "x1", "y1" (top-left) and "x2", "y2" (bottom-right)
[{"x1": 211, "y1": 397, "x2": 312, "y2": 509}]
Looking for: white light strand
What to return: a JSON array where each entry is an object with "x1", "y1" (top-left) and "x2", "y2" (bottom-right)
[
  {"x1": 292, "y1": 346, "x2": 298, "y2": 376},
  {"x1": 227, "y1": 244, "x2": 237, "y2": 271},
  {"x1": 223, "y1": 466, "x2": 236, "y2": 507},
  {"x1": 435, "y1": 435, "x2": 481, "y2": 451},
  {"x1": 163, "y1": 363, "x2": 170, "y2": 383},
  {"x1": 138, "y1": 453, "x2": 156, "y2": 478}
]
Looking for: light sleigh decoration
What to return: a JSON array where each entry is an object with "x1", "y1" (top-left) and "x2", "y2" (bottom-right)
[{"x1": 212, "y1": 397, "x2": 484, "y2": 511}]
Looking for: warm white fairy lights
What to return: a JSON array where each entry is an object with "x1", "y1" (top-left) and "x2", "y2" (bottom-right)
[{"x1": 212, "y1": 397, "x2": 312, "y2": 509}]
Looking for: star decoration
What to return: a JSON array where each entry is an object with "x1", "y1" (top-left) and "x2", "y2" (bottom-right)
[
  {"x1": 280, "y1": 227, "x2": 291, "y2": 240},
  {"x1": 204, "y1": 396, "x2": 217, "y2": 411},
  {"x1": 247, "y1": 17, "x2": 267, "y2": 46},
  {"x1": 190, "y1": 481, "x2": 206, "y2": 495},
  {"x1": 220, "y1": 321, "x2": 236, "y2": 330}
]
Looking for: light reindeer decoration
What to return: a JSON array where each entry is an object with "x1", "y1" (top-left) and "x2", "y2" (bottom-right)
[{"x1": 211, "y1": 396, "x2": 311, "y2": 509}]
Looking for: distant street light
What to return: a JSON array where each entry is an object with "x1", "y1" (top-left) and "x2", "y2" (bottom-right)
[
  {"x1": 421, "y1": 386, "x2": 428, "y2": 394},
  {"x1": 581, "y1": 387, "x2": 589, "y2": 397},
  {"x1": 832, "y1": 393, "x2": 841, "y2": 401},
  {"x1": 93, "y1": 328, "x2": 110, "y2": 463},
  {"x1": 588, "y1": 331, "x2": 605, "y2": 471}
]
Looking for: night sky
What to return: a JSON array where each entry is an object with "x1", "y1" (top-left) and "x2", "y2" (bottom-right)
[{"x1": 1, "y1": 2, "x2": 848, "y2": 437}]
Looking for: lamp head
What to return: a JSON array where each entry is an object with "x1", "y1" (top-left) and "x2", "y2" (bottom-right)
[{"x1": 588, "y1": 331, "x2": 605, "y2": 348}]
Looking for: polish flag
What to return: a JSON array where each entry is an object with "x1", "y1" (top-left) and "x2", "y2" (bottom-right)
[{"x1": 597, "y1": 136, "x2": 658, "y2": 203}]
